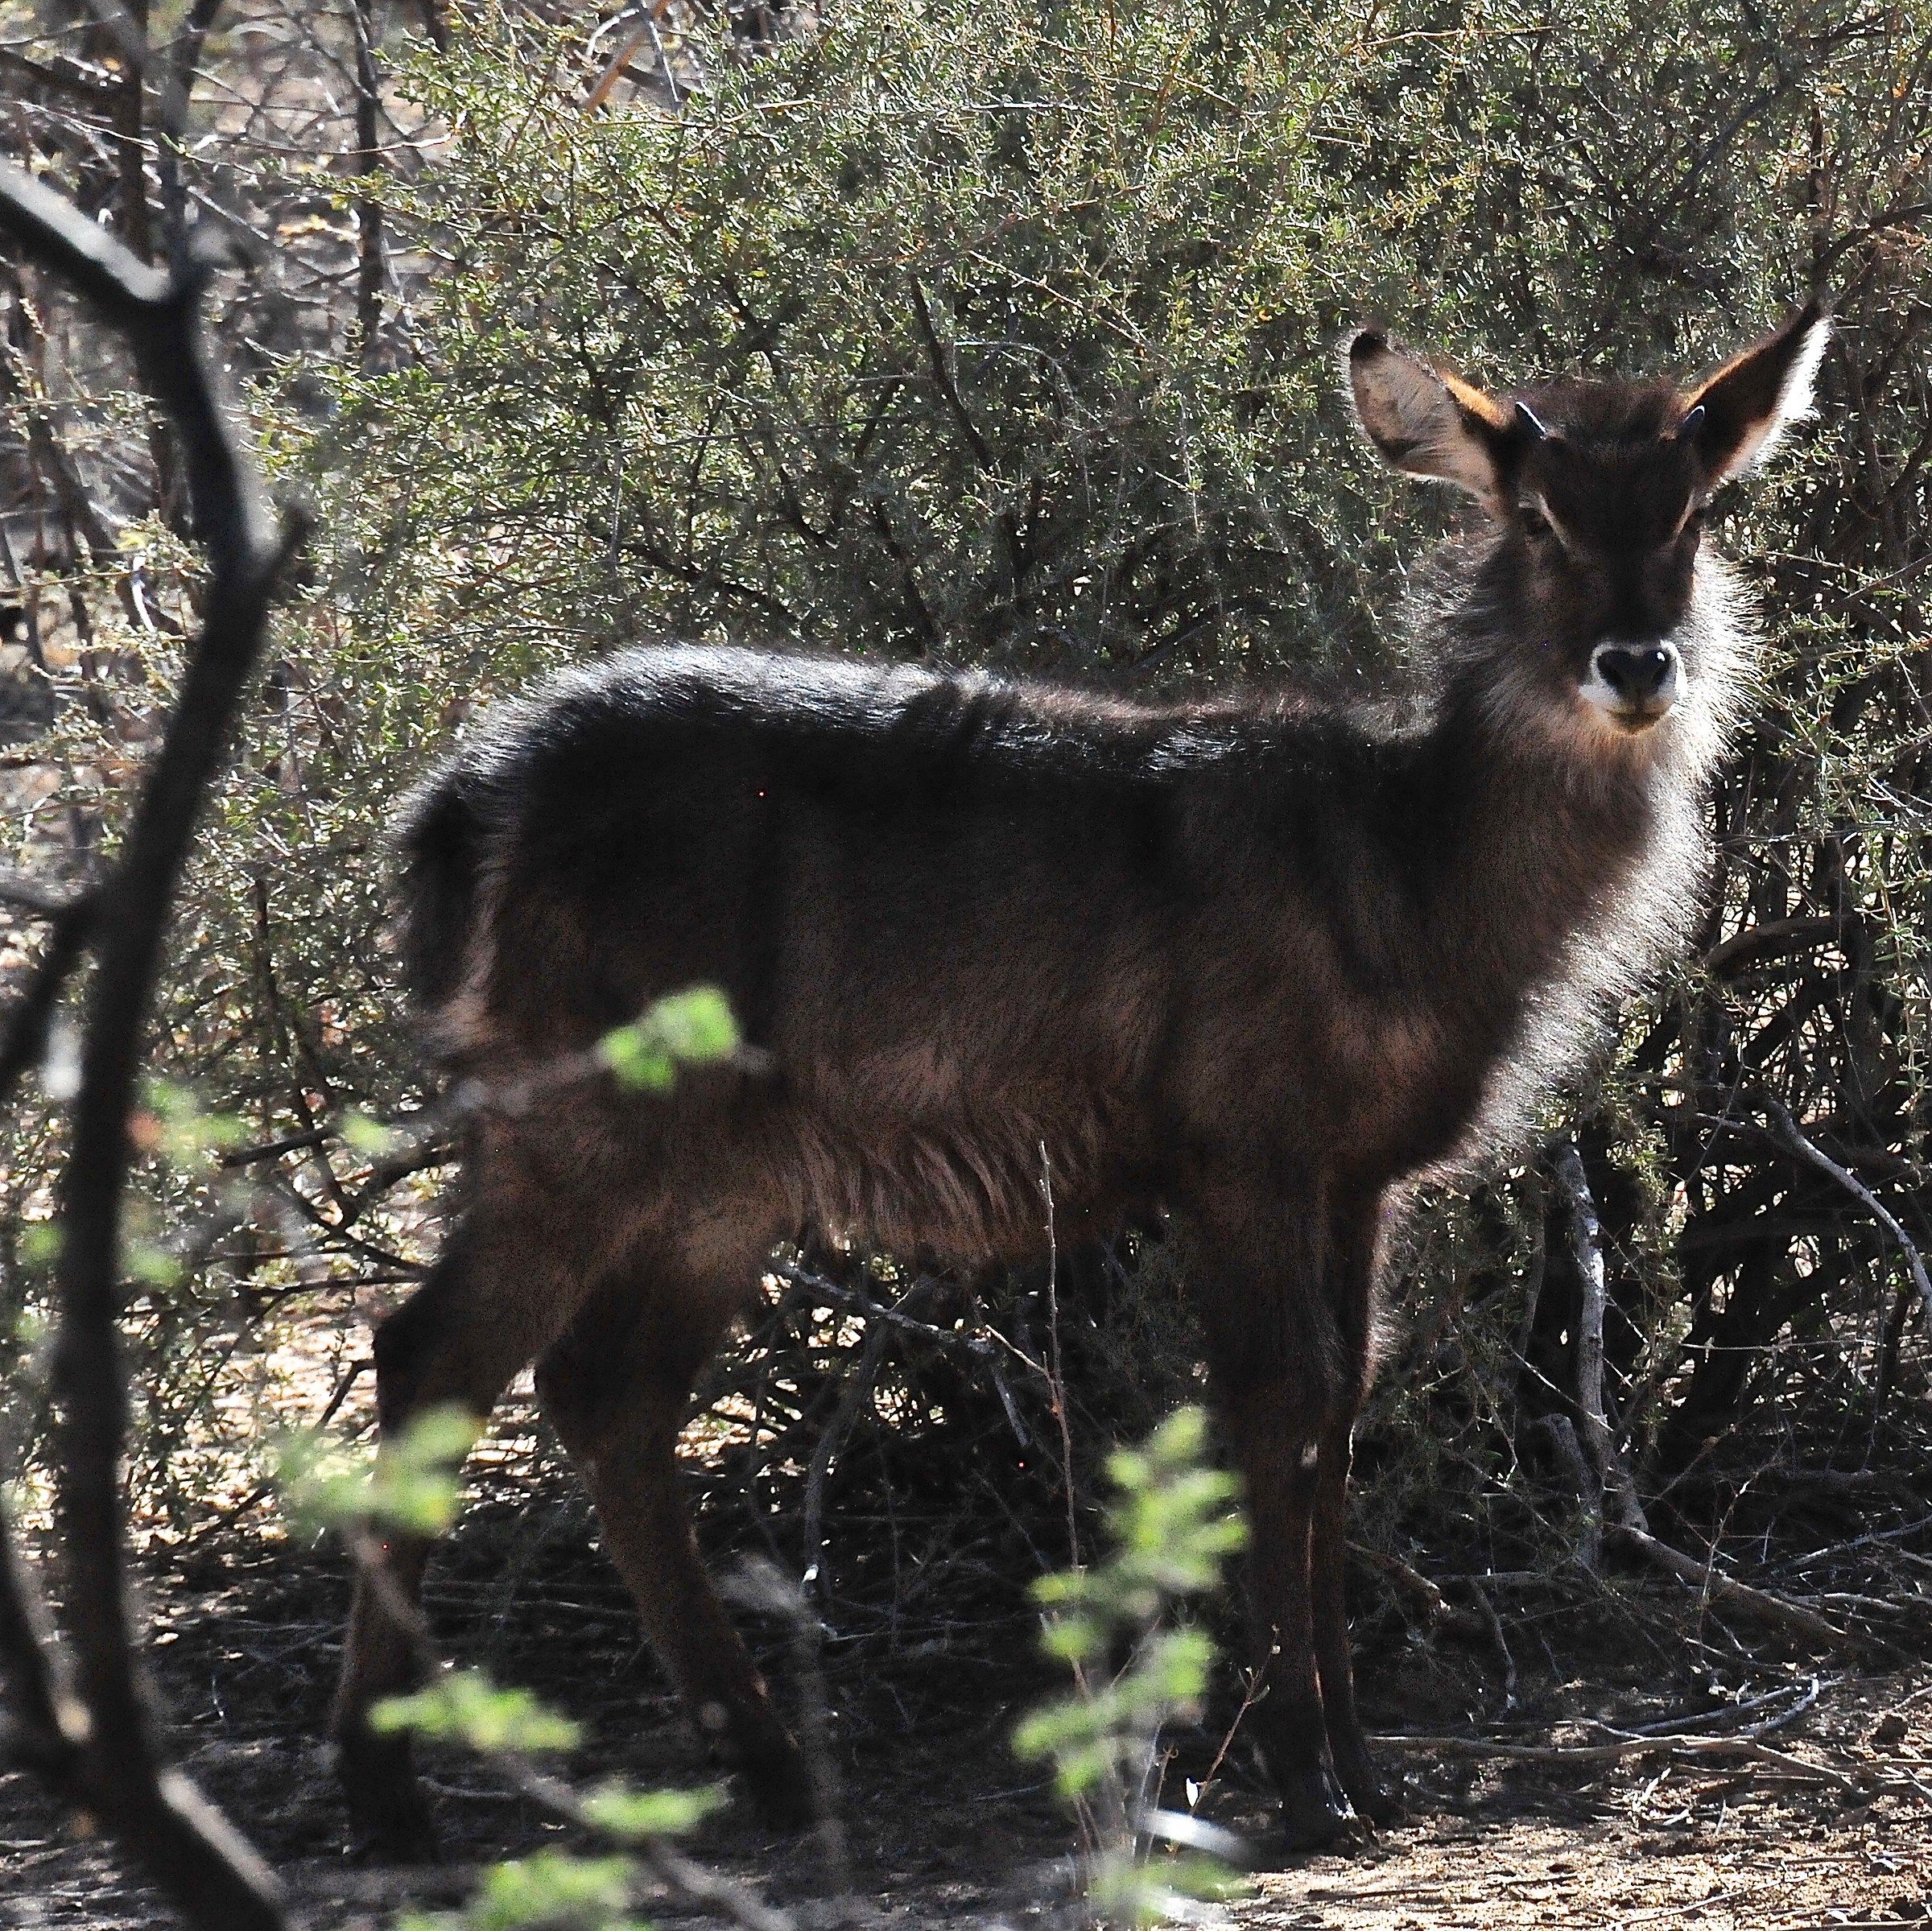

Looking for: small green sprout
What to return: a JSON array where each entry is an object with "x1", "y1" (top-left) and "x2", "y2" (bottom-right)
[
  {"x1": 18, "y1": 1223, "x2": 63, "y2": 1269},
  {"x1": 275, "y1": 1401, "x2": 476, "y2": 1537},
  {"x1": 1014, "y1": 1406, "x2": 1250, "y2": 1926},
  {"x1": 125, "y1": 1240, "x2": 183, "y2": 1289},
  {"x1": 372, "y1": 1667, "x2": 581, "y2": 1755},
  {"x1": 395, "y1": 1851, "x2": 640, "y2": 1931},
  {"x1": 341, "y1": 1109, "x2": 401, "y2": 1157},
  {"x1": 580, "y1": 1781, "x2": 725, "y2": 1842},
  {"x1": 138, "y1": 1079, "x2": 250, "y2": 1164},
  {"x1": 598, "y1": 985, "x2": 739, "y2": 1092}
]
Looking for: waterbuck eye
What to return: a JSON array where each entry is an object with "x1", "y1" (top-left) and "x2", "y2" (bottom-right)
[{"x1": 1518, "y1": 503, "x2": 1552, "y2": 538}]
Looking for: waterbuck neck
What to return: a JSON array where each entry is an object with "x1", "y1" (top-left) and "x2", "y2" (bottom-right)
[
  {"x1": 1432, "y1": 683, "x2": 1658, "y2": 984},
  {"x1": 1391, "y1": 560, "x2": 1731, "y2": 1049}
]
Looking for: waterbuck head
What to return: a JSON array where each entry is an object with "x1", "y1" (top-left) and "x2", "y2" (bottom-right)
[{"x1": 1346, "y1": 301, "x2": 1829, "y2": 755}]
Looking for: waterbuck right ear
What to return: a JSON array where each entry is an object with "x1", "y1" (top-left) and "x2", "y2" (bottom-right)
[
  {"x1": 1679, "y1": 296, "x2": 1831, "y2": 481},
  {"x1": 1347, "y1": 329, "x2": 1515, "y2": 506}
]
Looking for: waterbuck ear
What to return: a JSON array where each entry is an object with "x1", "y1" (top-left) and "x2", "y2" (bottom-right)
[
  {"x1": 1347, "y1": 328, "x2": 1516, "y2": 505},
  {"x1": 1680, "y1": 297, "x2": 1831, "y2": 481}
]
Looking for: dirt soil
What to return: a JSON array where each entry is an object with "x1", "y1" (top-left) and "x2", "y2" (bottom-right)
[{"x1": 2, "y1": 1513, "x2": 1927, "y2": 1931}]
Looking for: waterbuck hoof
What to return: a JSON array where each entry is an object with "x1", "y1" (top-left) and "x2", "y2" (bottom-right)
[
  {"x1": 1278, "y1": 1769, "x2": 1352, "y2": 1856},
  {"x1": 338, "y1": 1729, "x2": 443, "y2": 1863},
  {"x1": 741, "y1": 1748, "x2": 815, "y2": 1833},
  {"x1": 345, "y1": 1790, "x2": 442, "y2": 1866},
  {"x1": 1331, "y1": 1746, "x2": 1406, "y2": 1828},
  {"x1": 1349, "y1": 1774, "x2": 1406, "y2": 1830}
]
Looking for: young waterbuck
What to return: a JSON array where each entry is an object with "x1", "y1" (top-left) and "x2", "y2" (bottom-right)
[{"x1": 333, "y1": 302, "x2": 1827, "y2": 1857}]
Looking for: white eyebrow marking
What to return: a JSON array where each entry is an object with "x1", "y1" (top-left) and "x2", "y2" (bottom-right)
[{"x1": 1525, "y1": 492, "x2": 1579, "y2": 552}]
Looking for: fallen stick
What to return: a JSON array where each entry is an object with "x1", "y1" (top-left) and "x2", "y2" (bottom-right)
[
  {"x1": 1368, "y1": 1727, "x2": 1861, "y2": 1793},
  {"x1": 1352, "y1": 1542, "x2": 1486, "y2": 1636},
  {"x1": 1611, "y1": 1523, "x2": 1885, "y2": 1655}
]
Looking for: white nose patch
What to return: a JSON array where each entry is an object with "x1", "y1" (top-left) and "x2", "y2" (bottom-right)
[{"x1": 1580, "y1": 641, "x2": 1685, "y2": 723}]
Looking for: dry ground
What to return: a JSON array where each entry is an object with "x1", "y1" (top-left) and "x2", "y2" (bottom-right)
[{"x1": 1, "y1": 1505, "x2": 1926, "y2": 1931}]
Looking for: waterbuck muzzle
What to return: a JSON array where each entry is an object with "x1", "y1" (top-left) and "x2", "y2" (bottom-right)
[{"x1": 1582, "y1": 638, "x2": 1684, "y2": 731}]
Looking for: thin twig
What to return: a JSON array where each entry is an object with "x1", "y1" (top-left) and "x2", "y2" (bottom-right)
[
  {"x1": 343, "y1": 1525, "x2": 795, "y2": 1931},
  {"x1": 1757, "y1": 1091, "x2": 1931, "y2": 1335},
  {"x1": 1552, "y1": 1137, "x2": 1650, "y2": 1556},
  {"x1": 0, "y1": 899, "x2": 95, "y2": 1106}
]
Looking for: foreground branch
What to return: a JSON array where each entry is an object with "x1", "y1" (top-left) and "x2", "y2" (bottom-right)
[
  {"x1": 0, "y1": 159, "x2": 306, "y2": 1931},
  {"x1": 341, "y1": 1528, "x2": 795, "y2": 1931},
  {"x1": 0, "y1": 895, "x2": 94, "y2": 1107}
]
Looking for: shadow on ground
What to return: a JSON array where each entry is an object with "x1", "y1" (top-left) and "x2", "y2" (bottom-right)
[{"x1": 2, "y1": 1493, "x2": 1928, "y2": 1929}]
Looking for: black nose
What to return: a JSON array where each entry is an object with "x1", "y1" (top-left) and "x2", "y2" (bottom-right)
[{"x1": 1595, "y1": 643, "x2": 1676, "y2": 701}]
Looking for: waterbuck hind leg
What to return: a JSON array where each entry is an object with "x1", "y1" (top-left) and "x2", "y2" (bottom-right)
[
  {"x1": 333, "y1": 1520, "x2": 440, "y2": 1863},
  {"x1": 535, "y1": 1261, "x2": 814, "y2": 1831},
  {"x1": 331, "y1": 1210, "x2": 593, "y2": 1861},
  {"x1": 1311, "y1": 1419, "x2": 1402, "y2": 1827}
]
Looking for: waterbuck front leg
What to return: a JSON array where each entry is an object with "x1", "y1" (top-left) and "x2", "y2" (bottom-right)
[
  {"x1": 534, "y1": 1261, "x2": 813, "y2": 1830},
  {"x1": 1306, "y1": 1203, "x2": 1402, "y2": 1829},
  {"x1": 1213, "y1": 1374, "x2": 1346, "y2": 1851},
  {"x1": 1310, "y1": 1416, "x2": 1402, "y2": 1826},
  {"x1": 1194, "y1": 1182, "x2": 1400, "y2": 1851},
  {"x1": 1191, "y1": 1186, "x2": 1350, "y2": 1853}
]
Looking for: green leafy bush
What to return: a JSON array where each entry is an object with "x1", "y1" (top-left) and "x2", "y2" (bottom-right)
[{"x1": 3, "y1": 0, "x2": 1926, "y2": 1634}]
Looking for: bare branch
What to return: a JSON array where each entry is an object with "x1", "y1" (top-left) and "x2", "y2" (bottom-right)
[
  {"x1": 0, "y1": 869, "x2": 89, "y2": 921},
  {"x1": 1608, "y1": 1523, "x2": 1884, "y2": 1657},
  {"x1": 1755, "y1": 1089, "x2": 1932, "y2": 1335},
  {"x1": 0, "y1": 156, "x2": 303, "y2": 1931},
  {"x1": 0, "y1": 902, "x2": 94, "y2": 1108},
  {"x1": 1550, "y1": 1139, "x2": 1649, "y2": 1567}
]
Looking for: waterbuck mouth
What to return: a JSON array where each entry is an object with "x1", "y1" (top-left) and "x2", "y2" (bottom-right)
[{"x1": 1581, "y1": 640, "x2": 1683, "y2": 732}]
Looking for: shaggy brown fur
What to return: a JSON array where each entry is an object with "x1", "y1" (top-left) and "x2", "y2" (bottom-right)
[{"x1": 333, "y1": 301, "x2": 1828, "y2": 1859}]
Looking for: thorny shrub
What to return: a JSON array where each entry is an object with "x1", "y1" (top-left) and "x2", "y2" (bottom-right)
[{"x1": 0, "y1": 0, "x2": 1927, "y2": 1682}]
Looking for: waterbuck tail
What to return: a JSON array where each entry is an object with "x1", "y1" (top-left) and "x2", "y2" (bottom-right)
[{"x1": 391, "y1": 767, "x2": 489, "y2": 1015}]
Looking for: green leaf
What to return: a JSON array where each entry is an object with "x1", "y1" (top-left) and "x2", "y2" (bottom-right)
[
  {"x1": 126, "y1": 1240, "x2": 183, "y2": 1288},
  {"x1": 275, "y1": 1402, "x2": 475, "y2": 1536},
  {"x1": 647, "y1": 985, "x2": 738, "y2": 1061},
  {"x1": 140, "y1": 1078, "x2": 250, "y2": 1161},
  {"x1": 581, "y1": 1780, "x2": 725, "y2": 1842},
  {"x1": 341, "y1": 1109, "x2": 399, "y2": 1157},
  {"x1": 599, "y1": 985, "x2": 739, "y2": 1091},
  {"x1": 372, "y1": 1668, "x2": 581, "y2": 1755},
  {"x1": 465, "y1": 1850, "x2": 638, "y2": 1930},
  {"x1": 1015, "y1": 1406, "x2": 1245, "y2": 1863},
  {"x1": 19, "y1": 1223, "x2": 63, "y2": 1268}
]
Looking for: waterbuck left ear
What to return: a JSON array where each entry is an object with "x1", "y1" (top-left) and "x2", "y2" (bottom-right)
[
  {"x1": 1347, "y1": 328, "x2": 1517, "y2": 508},
  {"x1": 1679, "y1": 296, "x2": 1831, "y2": 481}
]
